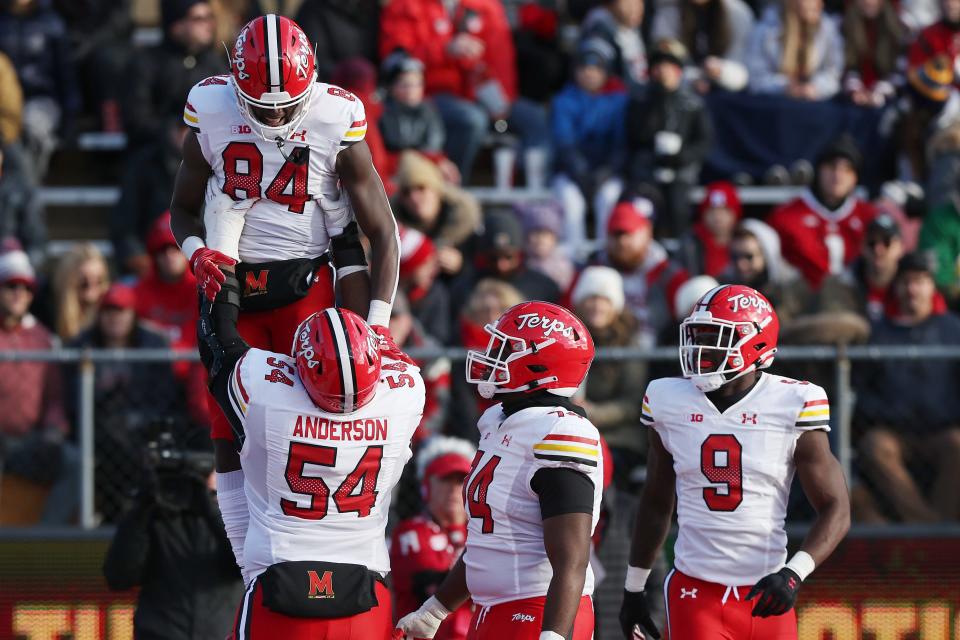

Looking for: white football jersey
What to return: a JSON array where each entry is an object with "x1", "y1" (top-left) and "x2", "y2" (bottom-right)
[
  {"x1": 183, "y1": 76, "x2": 368, "y2": 263},
  {"x1": 462, "y1": 405, "x2": 604, "y2": 606},
  {"x1": 225, "y1": 349, "x2": 424, "y2": 580},
  {"x1": 641, "y1": 373, "x2": 830, "y2": 585}
]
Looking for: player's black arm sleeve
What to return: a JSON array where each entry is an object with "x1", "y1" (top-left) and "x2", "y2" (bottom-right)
[
  {"x1": 197, "y1": 271, "x2": 249, "y2": 443},
  {"x1": 628, "y1": 430, "x2": 677, "y2": 569},
  {"x1": 533, "y1": 467, "x2": 595, "y2": 637}
]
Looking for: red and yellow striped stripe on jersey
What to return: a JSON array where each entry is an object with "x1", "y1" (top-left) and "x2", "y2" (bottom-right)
[
  {"x1": 640, "y1": 394, "x2": 654, "y2": 426},
  {"x1": 183, "y1": 101, "x2": 199, "y2": 127},
  {"x1": 533, "y1": 434, "x2": 600, "y2": 467},
  {"x1": 795, "y1": 398, "x2": 830, "y2": 427},
  {"x1": 341, "y1": 118, "x2": 367, "y2": 144},
  {"x1": 227, "y1": 354, "x2": 250, "y2": 423}
]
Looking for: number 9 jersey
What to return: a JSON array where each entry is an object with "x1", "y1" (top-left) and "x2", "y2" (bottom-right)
[
  {"x1": 641, "y1": 373, "x2": 831, "y2": 586},
  {"x1": 182, "y1": 75, "x2": 368, "y2": 263}
]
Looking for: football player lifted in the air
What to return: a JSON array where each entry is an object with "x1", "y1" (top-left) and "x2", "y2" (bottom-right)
[
  {"x1": 395, "y1": 301, "x2": 602, "y2": 640},
  {"x1": 198, "y1": 271, "x2": 425, "y2": 638},
  {"x1": 169, "y1": 14, "x2": 404, "y2": 445},
  {"x1": 619, "y1": 284, "x2": 850, "y2": 640}
]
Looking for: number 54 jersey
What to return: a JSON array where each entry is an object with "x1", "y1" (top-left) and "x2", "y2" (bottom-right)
[
  {"x1": 183, "y1": 76, "x2": 368, "y2": 262},
  {"x1": 227, "y1": 349, "x2": 424, "y2": 582},
  {"x1": 462, "y1": 405, "x2": 604, "y2": 607},
  {"x1": 642, "y1": 373, "x2": 830, "y2": 586}
]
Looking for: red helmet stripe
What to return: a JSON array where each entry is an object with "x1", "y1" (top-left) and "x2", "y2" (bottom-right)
[
  {"x1": 323, "y1": 308, "x2": 356, "y2": 412},
  {"x1": 336, "y1": 310, "x2": 359, "y2": 411},
  {"x1": 264, "y1": 14, "x2": 282, "y2": 93}
]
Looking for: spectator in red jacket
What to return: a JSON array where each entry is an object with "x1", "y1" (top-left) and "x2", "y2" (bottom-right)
[
  {"x1": 908, "y1": 0, "x2": 960, "y2": 82},
  {"x1": 676, "y1": 181, "x2": 742, "y2": 277},
  {"x1": 767, "y1": 135, "x2": 877, "y2": 289},
  {"x1": 379, "y1": 0, "x2": 550, "y2": 182},
  {"x1": 133, "y1": 212, "x2": 208, "y2": 425},
  {"x1": 0, "y1": 244, "x2": 76, "y2": 524},
  {"x1": 390, "y1": 437, "x2": 475, "y2": 640}
]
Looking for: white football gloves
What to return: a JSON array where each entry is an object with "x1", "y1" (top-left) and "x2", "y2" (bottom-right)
[{"x1": 393, "y1": 595, "x2": 451, "y2": 639}]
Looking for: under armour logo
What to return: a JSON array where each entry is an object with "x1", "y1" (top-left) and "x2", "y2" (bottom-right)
[
  {"x1": 787, "y1": 577, "x2": 798, "y2": 590},
  {"x1": 501, "y1": 435, "x2": 512, "y2": 447},
  {"x1": 289, "y1": 129, "x2": 307, "y2": 141},
  {"x1": 680, "y1": 588, "x2": 698, "y2": 599},
  {"x1": 741, "y1": 413, "x2": 758, "y2": 424}
]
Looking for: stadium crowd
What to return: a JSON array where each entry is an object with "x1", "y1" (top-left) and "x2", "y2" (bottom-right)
[{"x1": 0, "y1": 0, "x2": 959, "y2": 537}]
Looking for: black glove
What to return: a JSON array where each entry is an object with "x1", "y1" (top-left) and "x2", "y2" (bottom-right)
[
  {"x1": 746, "y1": 567, "x2": 801, "y2": 618},
  {"x1": 619, "y1": 589, "x2": 661, "y2": 639}
]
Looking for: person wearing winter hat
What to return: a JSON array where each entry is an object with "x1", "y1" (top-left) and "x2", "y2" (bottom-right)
[
  {"x1": 550, "y1": 37, "x2": 629, "y2": 253},
  {"x1": 379, "y1": 50, "x2": 459, "y2": 183},
  {"x1": 515, "y1": 200, "x2": 576, "y2": 291},
  {"x1": 569, "y1": 265, "x2": 647, "y2": 483},
  {"x1": 399, "y1": 225, "x2": 451, "y2": 344},
  {"x1": 677, "y1": 181, "x2": 742, "y2": 277},
  {"x1": 392, "y1": 151, "x2": 482, "y2": 278},
  {"x1": 0, "y1": 244, "x2": 76, "y2": 525},
  {"x1": 768, "y1": 134, "x2": 878, "y2": 290},
  {"x1": 390, "y1": 436, "x2": 477, "y2": 640}
]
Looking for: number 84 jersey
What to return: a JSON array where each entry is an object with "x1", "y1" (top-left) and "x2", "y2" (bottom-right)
[
  {"x1": 642, "y1": 373, "x2": 830, "y2": 586},
  {"x1": 183, "y1": 76, "x2": 368, "y2": 263},
  {"x1": 462, "y1": 405, "x2": 604, "y2": 607}
]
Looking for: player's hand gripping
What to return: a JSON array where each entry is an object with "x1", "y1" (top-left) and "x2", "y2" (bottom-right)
[
  {"x1": 372, "y1": 325, "x2": 417, "y2": 366},
  {"x1": 746, "y1": 567, "x2": 801, "y2": 618},
  {"x1": 619, "y1": 589, "x2": 661, "y2": 639},
  {"x1": 190, "y1": 247, "x2": 237, "y2": 301},
  {"x1": 392, "y1": 595, "x2": 450, "y2": 639}
]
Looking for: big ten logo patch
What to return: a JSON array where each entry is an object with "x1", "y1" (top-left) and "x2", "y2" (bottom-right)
[{"x1": 231, "y1": 124, "x2": 253, "y2": 135}]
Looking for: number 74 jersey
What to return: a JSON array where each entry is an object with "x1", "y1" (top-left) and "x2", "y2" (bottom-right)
[
  {"x1": 183, "y1": 76, "x2": 368, "y2": 263},
  {"x1": 642, "y1": 373, "x2": 830, "y2": 586},
  {"x1": 462, "y1": 405, "x2": 604, "y2": 607}
]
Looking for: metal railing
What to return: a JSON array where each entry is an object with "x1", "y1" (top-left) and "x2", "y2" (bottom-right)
[{"x1": 1, "y1": 344, "x2": 959, "y2": 529}]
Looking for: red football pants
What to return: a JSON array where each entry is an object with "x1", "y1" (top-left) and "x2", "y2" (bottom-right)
[
  {"x1": 231, "y1": 578, "x2": 393, "y2": 640},
  {"x1": 466, "y1": 594, "x2": 594, "y2": 640},
  {"x1": 209, "y1": 264, "x2": 335, "y2": 439},
  {"x1": 664, "y1": 570, "x2": 797, "y2": 640}
]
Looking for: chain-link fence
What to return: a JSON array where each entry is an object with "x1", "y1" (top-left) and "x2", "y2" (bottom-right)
[{"x1": 1, "y1": 346, "x2": 960, "y2": 640}]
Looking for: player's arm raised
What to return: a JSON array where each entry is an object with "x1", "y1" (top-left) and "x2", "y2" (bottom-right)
[
  {"x1": 394, "y1": 554, "x2": 470, "y2": 639},
  {"x1": 620, "y1": 430, "x2": 674, "y2": 639},
  {"x1": 747, "y1": 430, "x2": 850, "y2": 618},
  {"x1": 195, "y1": 270, "x2": 252, "y2": 580},
  {"x1": 336, "y1": 139, "x2": 398, "y2": 325},
  {"x1": 170, "y1": 130, "x2": 238, "y2": 298},
  {"x1": 539, "y1": 473, "x2": 594, "y2": 640}
]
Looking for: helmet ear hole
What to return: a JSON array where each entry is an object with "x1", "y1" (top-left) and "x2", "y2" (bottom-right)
[
  {"x1": 527, "y1": 364, "x2": 548, "y2": 373},
  {"x1": 753, "y1": 342, "x2": 766, "y2": 351}
]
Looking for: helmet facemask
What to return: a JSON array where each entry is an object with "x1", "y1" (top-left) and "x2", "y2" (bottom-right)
[
  {"x1": 679, "y1": 315, "x2": 773, "y2": 392},
  {"x1": 465, "y1": 324, "x2": 558, "y2": 399},
  {"x1": 233, "y1": 77, "x2": 316, "y2": 144}
]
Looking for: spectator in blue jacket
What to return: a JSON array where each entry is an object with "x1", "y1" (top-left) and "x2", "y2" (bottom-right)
[
  {"x1": 0, "y1": 0, "x2": 80, "y2": 178},
  {"x1": 551, "y1": 38, "x2": 629, "y2": 256},
  {"x1": 856, "y1": 252, "x2": 960, "y2": 522}
]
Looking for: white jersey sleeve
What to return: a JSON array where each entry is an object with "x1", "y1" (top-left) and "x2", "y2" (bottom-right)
[{"x1": 794, "y1": 383, "x2": 831, "y2": 432}]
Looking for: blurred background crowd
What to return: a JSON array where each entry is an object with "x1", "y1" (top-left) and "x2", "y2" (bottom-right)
[{"x1": 0, "y1": 0, "x2": 959, "y2": 536}]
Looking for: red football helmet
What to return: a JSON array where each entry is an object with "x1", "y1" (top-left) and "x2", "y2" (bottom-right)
[
  {"x1": 293, "y1": 308, "x2": 381, "y2": 413},
  {"x1": 466, "y1": 301, "x2": 595, "y2": 399},
  {"x1": 230, "y1": 14, "x2": 316, "y2": 141},
  {"x1": 679, "y1": 284, "x2": 779, "y2": 392}
]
